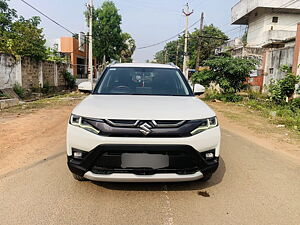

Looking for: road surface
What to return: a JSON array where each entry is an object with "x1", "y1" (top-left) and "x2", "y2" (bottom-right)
[{"x1": 1, "y1": 128, "x2": 299, "y2": 225}]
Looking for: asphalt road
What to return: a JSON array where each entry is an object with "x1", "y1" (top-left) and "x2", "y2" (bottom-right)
[{"x1": 1, "y1": 129, "x2": 299, "y2": 225}]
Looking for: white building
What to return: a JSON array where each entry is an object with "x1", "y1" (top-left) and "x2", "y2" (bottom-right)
[{"x1": 232, "y1": 0, "x2": 300, "y2": 47}]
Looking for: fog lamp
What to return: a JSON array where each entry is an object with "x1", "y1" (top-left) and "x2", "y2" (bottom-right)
[
  {"x1": 73, "y1": 151, "x2": 83, "y2": 159},
  {"x1": 205, "y1": 152, "x2": 214, "y2": 159}
]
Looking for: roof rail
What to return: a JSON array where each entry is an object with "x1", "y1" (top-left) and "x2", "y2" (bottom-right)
[
  {"x1": 167, "y1": 62, "x2": 178, "y2": 68},
  {"x1": 110, "y1": 60, "x2": 118, "y2": 65}
]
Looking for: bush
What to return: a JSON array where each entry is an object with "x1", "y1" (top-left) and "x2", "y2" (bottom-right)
[
  {"x1": 64, "y1": 71, "x2": 76, "y2": 89},
  {"x1": 204, "y1": 91, "x2": 243, "y2": 103},
  {"x1": 218, "y1": 93, "x2": 243, "y2": 102},
  {"x1": 291, "y1": 97, "x2": 300, "y2": 108},
  {"x1": 268, "y1": 66, "x2": 300, "y2": 103},
  {"x1": 247, "y1": 89, "x2": 267, "y2": 100},
  {"x1": 13, "y1": 83, "x2": 25, "y2": 98},
  {"x1": 41, "y1": 82, "x2": 52, "y2": 94},
  {"x1": 192, "y1": 56, "x2": 257, "y2": 94}
]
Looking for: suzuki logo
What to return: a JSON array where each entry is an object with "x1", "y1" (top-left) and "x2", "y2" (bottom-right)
[{"x1": 139, "y1": 122, "x2": 152, "y2": 136}]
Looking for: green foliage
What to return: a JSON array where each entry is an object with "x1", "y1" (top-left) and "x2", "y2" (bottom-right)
[
  {"x1": 13, "y1": 83, "x2": 24, "y2": 98},
  {"x1": 204, "y1": 91, "x2": 243, "y2": 103},
  {"x1": 291, "y1": 97, "x2": 300, "y2": 108},
  {"x1": 247, "y1": 89, "x2": 267, "y2": 100},
  {"x1": 0, "y1": 0, "x2": 17, "y2": 31},
  {"x1": 154, "y1": 24, "x2": 228, "y2": 68},
  {"x1": 41, "y1": 82, "x2": 52, "y2": 94},
  {"x1": 0, "y1": 1, "x2": 47, "y2": 60},
  {"x1": 0, "y1": 92, "x2": 9, "y2": 99},
  {"x1": 192, "y1": 56, "x2": 257, "y2": 93},
  {"x1": 268, "y1": 66, "x2": 300, "y2": 103},
  {"x1": 120, "y1": 32, "x2": 136, "y2": 63},
  {"x1": 46, "y1": 44, "x2": 66, "y2": 62},
  {"x1": 244, "y1": 99, "x2": 300, "y2": 132},
  {"x1": 188, "y1": 25, "x2": 229, "y2": 69},
  {"x1": 87, "y1": 1, "x2": 124, "y2": 62},
  {"x1": 64, "y1": 71, "x2": 76, "y2": 89}
]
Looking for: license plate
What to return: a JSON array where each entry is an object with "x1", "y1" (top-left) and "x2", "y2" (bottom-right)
[{"x1": 121, "y1": 153, "x2": 169, "y2": 169}]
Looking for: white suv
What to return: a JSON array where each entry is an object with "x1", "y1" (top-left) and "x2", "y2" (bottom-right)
[{"x1": 67, "y1": 63, "x2": 220, "y2": 182}]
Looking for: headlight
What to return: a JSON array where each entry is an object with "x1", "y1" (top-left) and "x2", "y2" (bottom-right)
[
  {"x1": 70, "y1": 114, "x2": 101, "y2": 134},
  {"x1": 190, "y1": 116, "x2": 218, "y2": 135}
]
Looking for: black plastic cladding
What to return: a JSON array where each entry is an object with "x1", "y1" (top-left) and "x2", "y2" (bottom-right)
[{"x1": 68, "y1": 145, "x2": 219, "y2": 177}]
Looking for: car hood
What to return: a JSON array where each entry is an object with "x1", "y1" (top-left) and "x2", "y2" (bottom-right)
[{"x1": 72, "y1": 95, "x2": 216, "y2": 120}]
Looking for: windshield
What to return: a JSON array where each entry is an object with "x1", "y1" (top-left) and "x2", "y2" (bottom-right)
[{"x1": 94, "y1": 67, "x2": 192, "y2": 96}]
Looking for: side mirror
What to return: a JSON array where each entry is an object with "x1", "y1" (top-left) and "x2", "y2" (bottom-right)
[
  {"x1": 193, "y1": 84, "x2": 205, "y2": 95},
  {"x1": 78, "y1": 81, "x2": 92, "y2": 93}
]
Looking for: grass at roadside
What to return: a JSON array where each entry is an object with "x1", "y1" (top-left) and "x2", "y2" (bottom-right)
[
  {"x1": 0, "y1": 92, "x2": 86, "y2": 116},
  {"x1": 243, "y1": 99, "x2": 300, "y2": 132},
  {"x1": 202, "y1": 90, "x2": 300, "y2": 134},
  {"x1": 205, "y1": 97, "x2": 300, "y2": 137}
]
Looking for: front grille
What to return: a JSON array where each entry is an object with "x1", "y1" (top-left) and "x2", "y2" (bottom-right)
[
  {"x1": 85, "y1": 119, "x2": 205, "y2": 138},
  {"x1": 105, "y1": 119, "x2": 186, "y2": 128}
]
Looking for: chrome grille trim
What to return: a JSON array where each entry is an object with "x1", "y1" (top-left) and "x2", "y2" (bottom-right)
[
  {"x1": 152, "y1": 120, "x2": 186, "y2": 128},
  {"x1": 105, "y1": 119, "x2": 140, "y2": 127},
  {"x1": 105, "y1": 119, "x2": 186, "y2": 128}
]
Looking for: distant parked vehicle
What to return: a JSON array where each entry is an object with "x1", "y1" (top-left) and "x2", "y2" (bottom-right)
[{"x1": 78, "y1": 81, "x2": 93, "y2": 93}]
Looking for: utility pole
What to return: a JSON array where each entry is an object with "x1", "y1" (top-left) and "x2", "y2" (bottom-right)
[
  {"x1": 195, "y1": 12, "x2": 204, "y2": 71},
  {"x1": 175, "y1": 38, "x2": 179, "y2": 66},
  {"x1": 88, "y1": 0, "x2": 94, "y2": 88},
  {"x1": 164, "y1": 49, "x2": 168, "y2": 64},
  {"x1": 182, "y1": 3, "x2": 193, "y2": 79}
]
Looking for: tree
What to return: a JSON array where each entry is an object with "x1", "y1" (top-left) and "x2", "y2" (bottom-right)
[
  {"x1": 4, "y1": 16, "x2": 47, "y2": 60},
  {"x1": 192, "y1": 56, "x2": 257, "y2": 93},
  {"x1": 188, "y1": 24, "x2": 228, "y2": 69},
  {"x1": 88, "y1": 1, "x2": 124, "y2": 62},
  {"x1": 46, "y1": 44, "x2": 67, "y2": 63},
  {"x1": 120, "y1": 32, "x2": 136, "y2": 62},
  {"x1": 153, "y1": 24, "x2": 227, "y2": 69},
  {"x1": 0, "y1": 1, "x2": 47, "y2": 60},
  {"x1": 154, "y1": 36, "x2": 184, "y2": 67},
  {"x1": 0, "y1": 0, "x2": 16, "y2": 32}
]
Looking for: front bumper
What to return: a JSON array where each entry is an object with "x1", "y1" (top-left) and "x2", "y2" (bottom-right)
[
  {"x1": 67, "y1": 124, "x2": 220, "y2": 182},
  {"x1": 83, "y1": 171, "x2": 204, "y2": 182},
  {"x1": 67, "y1": 144, "x2": 219, "y2": 182}
]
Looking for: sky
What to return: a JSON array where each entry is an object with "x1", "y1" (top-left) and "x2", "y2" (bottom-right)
[{"x1": 8, "y1": 0, "x2": 244, "y2": 62}]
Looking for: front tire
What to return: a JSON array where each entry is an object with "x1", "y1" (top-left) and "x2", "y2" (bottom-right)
[{"x1": 72, "y1": 173, "x2": 86, "y2": 181}]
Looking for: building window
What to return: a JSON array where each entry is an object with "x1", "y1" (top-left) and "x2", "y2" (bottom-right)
[
  {"x1": 269, "y1": 68, "x2": 274, "y2": 74},
  {"x1": 272, "y1": 17, "x2": 279, "y2": 23}
]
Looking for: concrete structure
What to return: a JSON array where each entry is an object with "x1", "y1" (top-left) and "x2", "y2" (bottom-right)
[
  {"x1": 0, "y1": 54, "x2": 21, "y2": 89},
  {"x1": 215, "y1": 38, "x2": 244, "y2": 55},
  {"x1": 0, "y1": 98, "x2": 19, "y2": 109},
  {"x1": 0, "y1": 53, "x2": 68, "y2": 90},
  {"x1": 59, "y1": 35, "x2": 96, "y2": 79},
  {"x1": 262, "y1": 23, "x2": 300, "y2": 91},
  {"x1": 60, "y1": 36, "x2": 88, "y2": 79},
  {"x1": 232, "y1": 0, "x2": 300, "y2": 47}
]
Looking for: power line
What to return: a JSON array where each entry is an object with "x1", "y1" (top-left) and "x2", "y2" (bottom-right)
[
  {"x1": 19, "y1": 0, "x2": 75, "y2": 35},
  {"x1": 136, "y1": 18, "x2": 201, "y2": 49}
]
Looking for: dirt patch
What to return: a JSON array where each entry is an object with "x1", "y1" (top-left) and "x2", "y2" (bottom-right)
[
  {"x1": 0, "y1": 95, "x2": 83, "y2": 176},
  {"x1": 208, "y1": 101, "x2": 300, "y2": 160}
]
